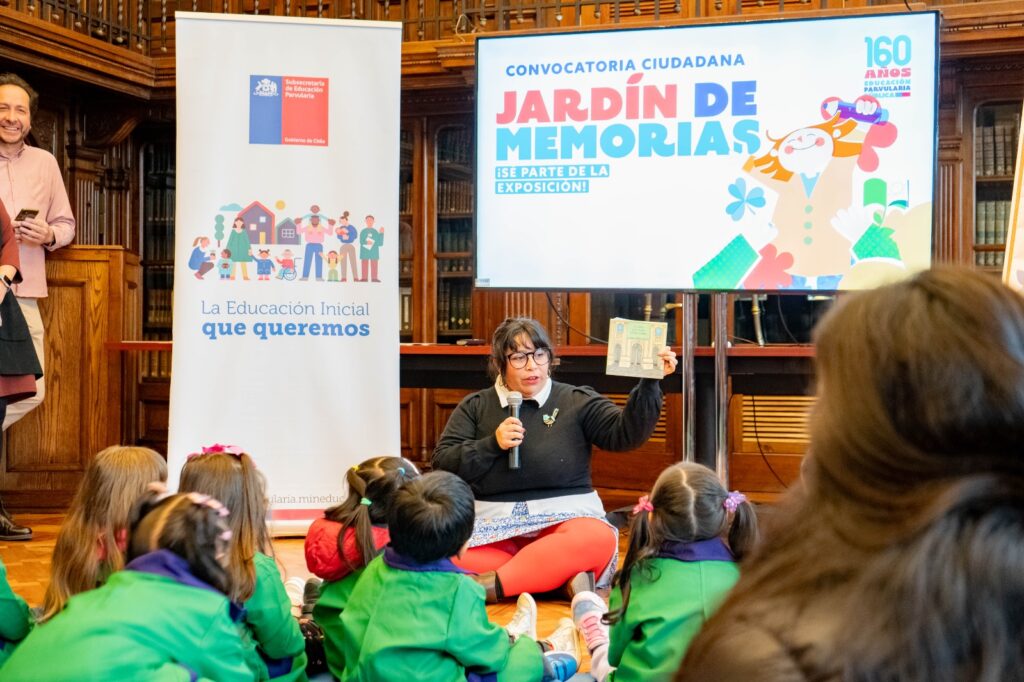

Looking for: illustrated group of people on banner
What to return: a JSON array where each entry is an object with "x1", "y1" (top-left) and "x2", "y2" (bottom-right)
[{"x1": 188, "y1": 205, "x2": 385, "y2": 283}]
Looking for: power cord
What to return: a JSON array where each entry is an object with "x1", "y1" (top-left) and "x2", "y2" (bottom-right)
[
  {"x1": 750, "y1": 395, "x2": 790, "y2": 490},
  {"x1": 545, "y1": 292, "x2": 608, "y2": 344}
]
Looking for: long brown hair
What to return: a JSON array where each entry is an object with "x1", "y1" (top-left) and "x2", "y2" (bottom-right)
[
  {"x1": 606, "y1": 462, "x2": 757, "y2": 625},
  {"x1": 42, "y1": 446, "x2": 167, "y2": 622},
  {"x1": 178, "y1": 451, "x2": 271, "y2": 602},
  {"x1": 322, "y1": 456, "x2": 419, "y2": 569},
  {"x1": 681, "y1": 267, "x2": 1024, "y2": 679}
]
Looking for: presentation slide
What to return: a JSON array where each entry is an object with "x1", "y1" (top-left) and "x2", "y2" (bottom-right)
[{"x1": 475, "y1": 12, "x2": 938, "y2": 292}]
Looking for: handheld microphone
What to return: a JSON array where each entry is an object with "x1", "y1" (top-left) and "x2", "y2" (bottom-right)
[{"x1": 507, "y1": 391, "x2": 523, "y2": 470}]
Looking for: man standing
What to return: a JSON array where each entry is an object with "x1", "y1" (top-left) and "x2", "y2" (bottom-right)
[{"x1": 0, "y1": 73, "x2": 76, "y2": 540}]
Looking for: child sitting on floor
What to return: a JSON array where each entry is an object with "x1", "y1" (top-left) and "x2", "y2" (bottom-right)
[
  {"x1": 180, "y1": 444, "x2": 308, "y2": 681},
  {"x1": 2, "y1": 487, "x2": 257, "y2": 680},
  {"x1": 338, "y1": 470, "x2": 581, "y2": 682},
  {"x1": 571, "y1": 461, "x2": 758, "y2": 681}
]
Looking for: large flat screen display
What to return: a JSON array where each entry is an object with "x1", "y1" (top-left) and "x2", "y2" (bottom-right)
[{"x1": 475, "y1": 12, "x2": 938, "y2": 291}]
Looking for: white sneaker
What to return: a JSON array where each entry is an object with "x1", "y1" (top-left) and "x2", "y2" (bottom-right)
[
  {"x1": 505, "y1": 592, "x2": 537, "y2": 642},
  {"x1": 571, "y1": 590, "x2": 609, "y2": 652},
  {"x1": 544, "y1": 617, "x2": 583, "y2": 665}
]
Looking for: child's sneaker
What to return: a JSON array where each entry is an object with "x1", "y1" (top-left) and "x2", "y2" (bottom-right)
[
  {"x1": 544, "y1": 617, "x2": 583, "y2": 664},
  {"x1": 541, "y1": 651, "x2": 579, "y2": 681},
  {"x1": 571, "y1": 590, "x2": 610, "y2": 653},
  {"x1": 505, "y1": 592, "x2": 537, "y2": 642}
]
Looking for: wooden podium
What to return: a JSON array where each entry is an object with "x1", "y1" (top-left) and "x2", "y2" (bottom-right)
[{"x1": 0, "y1": 246, "x2": 140, "y2": 511}]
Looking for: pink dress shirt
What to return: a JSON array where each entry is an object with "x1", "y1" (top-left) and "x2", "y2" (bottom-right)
[{"x1": 0, "y1": 144, "x2": 76, "y2": 298}]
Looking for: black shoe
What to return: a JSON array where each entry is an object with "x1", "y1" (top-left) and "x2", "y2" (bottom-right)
[
  {"x1": 301, "y1": 577, "x2": 322, "y2": 618},
  {"x1": 0, "y1": 510, "x2": 32, "y2": 541}
]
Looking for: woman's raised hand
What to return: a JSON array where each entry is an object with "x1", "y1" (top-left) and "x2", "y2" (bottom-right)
[{"x1": 658, "y1": 346, "x2": 679, "y2": 376}]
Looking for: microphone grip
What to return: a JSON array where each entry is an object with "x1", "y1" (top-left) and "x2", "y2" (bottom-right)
[{"x1": 509, "y1": 403, "x2": 521, "y2": 470}]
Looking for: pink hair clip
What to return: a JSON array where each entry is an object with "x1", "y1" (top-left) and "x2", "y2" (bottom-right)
[
  {"x1": 723, "y1": 491, "x2": 748, "y2": 513},
  {"x1": 183, "y1": 492, "x2": 231, "y2": 518},
  {"x1": 632, "y1": 494, "x2": 654, "y2": 515},
  {"x1": 188, "y1": 444, "x2": 246, "y2": 459}
]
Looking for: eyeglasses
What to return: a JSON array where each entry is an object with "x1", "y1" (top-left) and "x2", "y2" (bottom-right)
[{"x1": 506, "y1": 348, "x2": 551, "y2": 369}]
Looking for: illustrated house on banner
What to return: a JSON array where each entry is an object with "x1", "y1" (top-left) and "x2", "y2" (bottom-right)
[
  {"x1": 276, "y1": 217, "x2": 301, "y2": 245},
  {"x1": 238, "y1": 201, "x2": 276, "y2": 245}
]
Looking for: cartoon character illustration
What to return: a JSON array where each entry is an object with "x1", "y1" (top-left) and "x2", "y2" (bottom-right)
[
  {"x1": 253, "y1": 249, "x2": 276, "y2": 281},
  {"x1": 275, "y1": 248, "x2": 297, "y2": 281},
  {"x1": 217, "y1": 249, "x2": 232, "y2": 280},
  {"x1": 188, "y1": 236, "x2": 214, "y2": 280},
  {"x1": 359, "y1": 215, "x2": 384, "y2": 283},
  {"x1": 695, "y1": 95, "x2": 901, "y2": 291},
  {"x1": 225, "y1": 217, "x2": 253, "y2": 281},
  {"x1": 296, "y1": 204, "x2": 330, "y2": 281},
  {"x1": 319, "y1": 250, "x2": 340, "y2": 282},
  {"x1": 335, "y1": 210, "x2": 360, "y2": 282}
]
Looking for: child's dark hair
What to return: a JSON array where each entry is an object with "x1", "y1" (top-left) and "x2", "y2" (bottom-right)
[
  {"x1": 605, "y1": 462, "x2": 758, "y2": 625},
  {"x1": 323, "y1": 456, "x2": 419, "y2": 569},
  {"x1": 387, "y1": 471, "x2": 475, "y2": 564},
  {"x1": 127, "y1": 488, "x2": 234, "y2": 597}
]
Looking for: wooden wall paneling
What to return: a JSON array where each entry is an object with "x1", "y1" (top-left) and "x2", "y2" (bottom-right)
[
  {"x1": 426, "y1": 387, "x2": 474, "y2": 464},
  {"x1": 1, "y1": 247, "x2": 138, "y2": 511},
  {"x1": 590, "y1": 392, "x2": 674, "y2": 492},
  {"x1": 936, "y1": 140, "x2": 963, "y2": 264},
  {"x1": 399, "y1": 387, "x2": 426, "y2": 467}
]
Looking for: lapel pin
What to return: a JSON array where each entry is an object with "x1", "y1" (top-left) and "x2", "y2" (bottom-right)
[{"x1": 543, "y1": 408, "x2": 559, "y2": 427}]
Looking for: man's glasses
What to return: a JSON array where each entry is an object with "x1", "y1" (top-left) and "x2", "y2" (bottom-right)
[{"x1": 506, "y1": 348, "x2": 551, "y2": 369}]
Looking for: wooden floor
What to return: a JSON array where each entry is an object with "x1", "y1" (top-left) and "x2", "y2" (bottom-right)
[{"x1": 2, "y1": 513, "x2": 611, "y2": 670}]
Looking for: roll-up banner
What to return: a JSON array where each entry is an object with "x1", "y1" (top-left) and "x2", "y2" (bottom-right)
[{"x1": 170, "y1": 12, "x2": 402, "y2": 532}]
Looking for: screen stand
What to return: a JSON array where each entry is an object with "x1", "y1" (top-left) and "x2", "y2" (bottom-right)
[
  {"x1": 681, "y1": 294, "x2": 697, "y2": 463},
  {"x1": 713, "y1": 292, "x2": 730, "y2": 485}
]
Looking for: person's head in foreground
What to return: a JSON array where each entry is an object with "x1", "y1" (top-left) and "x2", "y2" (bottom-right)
[
  {"x1": 679, "y1": 266, "x2": 1024, "y2": 681},
  {"x1": 387, "y1": 470, "x2": 475, "y2": 564}
]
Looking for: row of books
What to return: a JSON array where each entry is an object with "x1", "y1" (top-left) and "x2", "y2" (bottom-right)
[
  {"x1": 438, "y1": 280, "x2": 473, "y2": 332},
  {"x1": 438, "y1": 179, "x2": 474, "y2": 214},
  {"x1": 399, "y1": 287, "x2": 413, "y2": 335},
  {"x1": 976, "y1": 116, "x2": 1021, "y2": 177},
  {"x1": 438, "y1": 128, "x2": 472, "y2": 166},
  {"x1": 439, "y1": 257, "x2": 473, "y2": 274},
  {"x1": 438, "y1": 223, "x2": 473, "y2": 253},
  {"x1": 144, "y1": 142, "x2": 175, "y2": 178},
  {"x1": 146, "y1": 288, "x2": 174, "y2": 326},
  {"x1": 974, "y1": 199, "x2": 1012, "y2": 246},
  {"x1": 974, "y1": 251, "x2": 1006, "y2": 268},
  {"x1": 399, "y1": 181, "x2": 412, "y2": 215},
  {"x1": 139, "y1": 330, "x2": 172, "y2": 379}
]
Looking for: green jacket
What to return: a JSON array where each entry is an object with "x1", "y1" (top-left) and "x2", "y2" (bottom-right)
[
  {"x1": 313, "y1": 570, "x2": 362, "y2": 680},
  {"x1": 338, "y1": 549, "x2": 543, "y2": 682},
  {"x1": 245, "y1": 552, "x2": 308, "y2": 681},
  {"x1": 1, "y1": 550, "x2": 257, "y2": 681},
  {"x1": 606, "y1": 538, "x2": 739, "y2": 682},
  {"x1": 0, "y1": 555, "x2": 32, "y2": 667}
]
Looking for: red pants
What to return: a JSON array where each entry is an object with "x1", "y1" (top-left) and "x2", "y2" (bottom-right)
[{"x1": 453, "y1": 517, "x2": 617, "y2": 596}]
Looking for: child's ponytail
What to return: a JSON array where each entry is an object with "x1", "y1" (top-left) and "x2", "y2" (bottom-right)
[
  {"x1": 604, "y1": 495, "x2": 658, "y2": 626},
  {"x1": 323, "y1": 456, "x2": 419, "y2": 570},
  {"x1": 726, "y1": 495, "x2": 759, "y2": 561}
]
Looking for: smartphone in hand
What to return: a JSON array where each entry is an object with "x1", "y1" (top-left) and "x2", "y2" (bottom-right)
[{"x1": 14, "y1": 208, "x2": 39, "y2": 222}]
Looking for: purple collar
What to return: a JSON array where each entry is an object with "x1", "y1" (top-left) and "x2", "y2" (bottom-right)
[
  {"x1": 126, "y1": 549, "x2": 246, "y2": 621},
  {"x1": 383, "y1": 547, "x2": 471, "y2": 574},
  {"x1": 656, "y1": 537, "x2": 735, "y2": 563}
]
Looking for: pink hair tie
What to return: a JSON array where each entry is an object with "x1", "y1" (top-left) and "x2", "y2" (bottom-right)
[
  {"x1": 723, "y1": 491, "x2": 747, "y2": 513},
  {"x1": 632, "y1": 495, "x2": 654, "y2": 515},
  {"x1": 188, "y1": 444, "x2": 246, "y2": 459}
]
